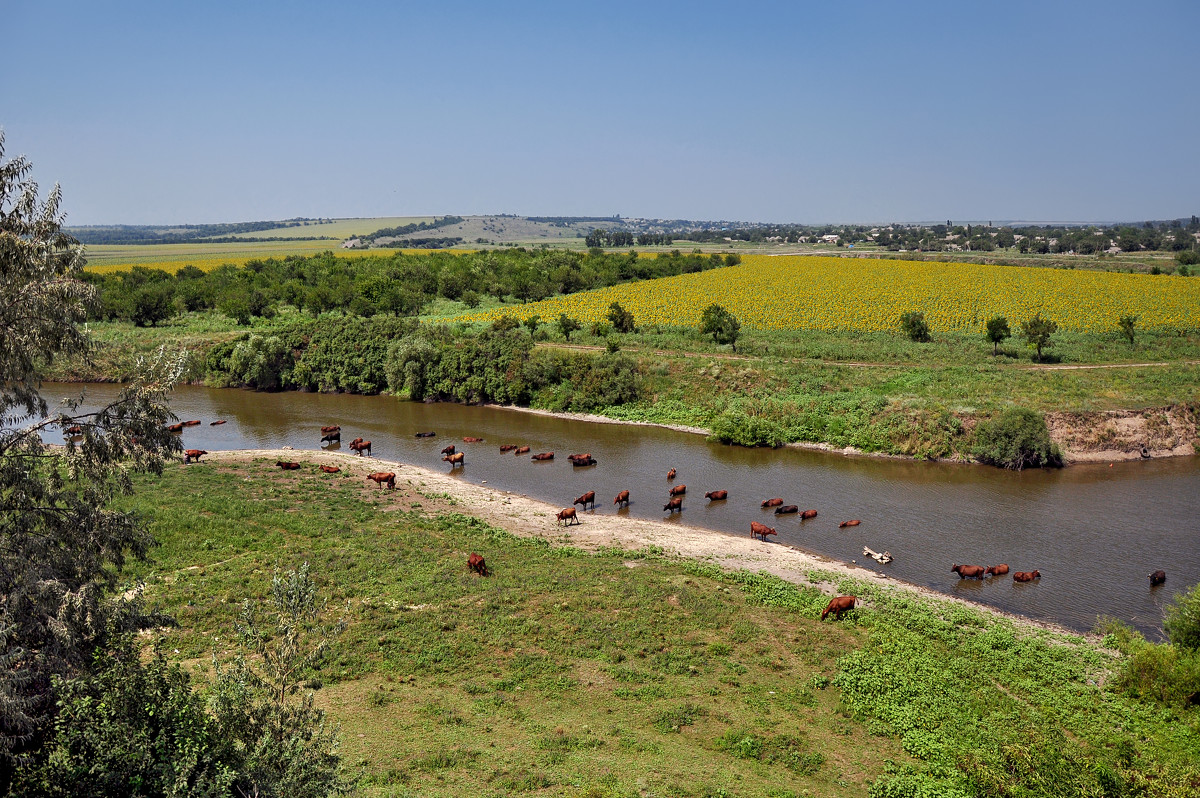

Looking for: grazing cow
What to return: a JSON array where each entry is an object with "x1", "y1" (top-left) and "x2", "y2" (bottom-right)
[
  {"x1": 276, "y1": 461, "x2": 301, "y2": 470},
  {"x1": 349, "y1": 439, "x2": 372, "y2": 457},
  {"x1": 1012, "y1": 570, "x2": 1041, "y2": 583},
  {"x1": 182, "y1": 420, "x2": 201, "y2": 427},
  {"x1": 556, "y1": 507, "x2": 579, "y2": 526},
  {"x1": 573, "y1": 491, "x2": 596, "y2": 510},
  {"x1": 499, "y1": 444, "x2": 518, "y2": 452},
  {"x1": 183, "y1": 449, "x2": 207, "y2": 464},
  {"x1": 463, "y1": 436, "x2": 484, "y2": 443},
  {"x1": 468, "y1": 552, "x2": 489, "y2": 576},
  {"x1": 985, "y1": 564, "x2": 1010, "y2": 577},
  {"x1": 613, "y1": 490, "x2": 630, "y2": 508},
  {"x1": 663, "y1": 497, "x2": 683, "y2": 514},
  {"x1": 441, "y1": 445, "x2": 456, "y2": 455},
  {"x1": 839, "y1": 519, "x2": 862, "y2": 528},
  {"x1": 321, "y1": 430, "x2": 341, "y2": 444},
  {"x1": 443, "y1": 452, "x2": 465, "y2": 467},
  {"x1": 761, "y1": 498, "x2": 784, "y2": 508},
  {"x1": 514, "y1": 446, "x2": 531, "y2": 455},
  {"x1": 320, "y1": 425, "x2": 341, "y2": 434},
  {"x1": 167, "y1": 422, "x2": 185, "y2": 433},
  {"x1": 65, "y1": 425, "x2": 83, "y2": 435},
  {"x1": 705, "y1": 490, "x2": 728, "y2": 501},
  {"x1": 800, "y1": 509, "x2": 818, "y2": 520},
  {"x1": 952, "y1": 564, "x2": 987, "y2": 579},
  {"x1": 567, "y1": 453, "x2": 591, "y2": 462},
  {"x1": 667, "y1": 468, "x2": 677, "y2": 480},
  {"x1": 821, "y1": 595, "x2": 857, "y2": 621},
  {"x1": 319, "y1": 464, "x2": 340, "y2": 473},
  {"x1": 669, "y1": 484, "x2": 686, "y2": 497},
  {"x1": 774, "y1": 504, "x2": 799, "y2": 515},
  {"x1": 1149, "y1": 569, "x2": 1167, "y2": 586},
  {"x1": 531, "y1": 452, "x2": 554, "y2": 461},
  {"x1": 571, "y1": 456, "x2": 597, "y2": 467},
  {"x1": 366, "y1": 471, "x2": 396, "y2": 490},
  {"x1": 210, "y1": 419, "x2": 227, "y2": 426},
  {"x1": 415, "y1": 431, "x2": 436, "y2": 438},
  {"x1": 750, "y1": 521, "x2": 776, "y2": 541}
]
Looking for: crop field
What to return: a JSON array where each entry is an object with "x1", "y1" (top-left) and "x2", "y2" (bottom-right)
[
  {"x1": 81, "y1": 244, "x2": 467, "y2": 274},
  {"x1": 456, "y1": 255, "x2": 1200, "y2": 333},
  {"x1": 213, "y1": 216, "x2": 434, "y2": 240}
]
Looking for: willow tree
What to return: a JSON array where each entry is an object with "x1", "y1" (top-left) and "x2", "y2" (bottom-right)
[{"x1": 0, "y1": 131, "x2": 183, "y2": 779}]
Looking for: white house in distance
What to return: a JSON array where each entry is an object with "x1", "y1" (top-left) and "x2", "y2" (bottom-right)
[{"x1": 820, "y1": 234, "x2": 840, "y2": 244}]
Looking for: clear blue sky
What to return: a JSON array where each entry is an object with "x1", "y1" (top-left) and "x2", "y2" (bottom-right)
[{"x1": 3, "y1": 0, "x2": 1197, "y2": 224}]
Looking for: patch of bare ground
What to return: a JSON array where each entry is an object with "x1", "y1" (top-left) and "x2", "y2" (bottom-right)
[{"x1": 1047, "y1": 404, "x2": 1199, "y2": 462}]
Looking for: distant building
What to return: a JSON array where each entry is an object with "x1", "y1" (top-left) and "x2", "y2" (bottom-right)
[
  {"x1": 342, "y1": 238, "x2": 363, "y2": 249},
  {"x1": 820, "y1": 234, "x2": 840, "y2": 243}
]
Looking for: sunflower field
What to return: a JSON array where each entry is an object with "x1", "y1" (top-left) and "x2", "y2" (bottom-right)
[{"x1": 455, "y1": 255, "x2": 1200, "y2": 333}]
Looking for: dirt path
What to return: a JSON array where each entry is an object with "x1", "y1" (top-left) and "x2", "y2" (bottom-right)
[{"x1": 206, "y1": 448, "x2": 1082, "y2": 637}]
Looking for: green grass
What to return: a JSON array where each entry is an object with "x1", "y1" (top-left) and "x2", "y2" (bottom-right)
[{"x1": 114, "y1": 461, "x2": 1200, "y2": 797}]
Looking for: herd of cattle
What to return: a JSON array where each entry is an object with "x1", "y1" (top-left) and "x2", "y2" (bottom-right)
[{"x1": 163, "y1": 420, "x2": 1173, "y2": 598}]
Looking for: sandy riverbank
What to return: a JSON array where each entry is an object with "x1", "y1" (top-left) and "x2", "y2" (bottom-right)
[{"x1": 209, "y1": 448, "x2": 1083, "y2": 637}]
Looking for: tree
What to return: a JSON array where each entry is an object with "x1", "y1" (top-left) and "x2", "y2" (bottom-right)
[
  {"x1": 230, "y1": 333, "x2": 294, "y2": 390},
  {"x1": 985, "y1": 315, "x2": 1011, "y2": 354},
  {"x1": 1163, "y1": 582, "x2": 1200, "y2": 651},
  {"x1": 699, "y1": 303, "x2": 741, "y2": 351},
  {"x1": 607, "y1": 301, "x2": 635, "y2": 333},
  {"x1": 557, "y1": 313, "x2": 581, "y2": 341},
  {"x1": 1021, "y1": 313, "x2": 1058, "y2": 361},
  {"x1": 899, "y1": 311, "x2": 932, "y2": 342},
  {"x1": 970, "y1": 408, "x2": 1063, "y2": 470},
  {"x1": 523, "y1": 314, "x2": 541, "y2": 337},
  {"x1": 1118, "y1": 314, "x2": 1138, "y2": 346},
  {"x1": 0, "y1": 131, "x2": 183, "y2": 783}
]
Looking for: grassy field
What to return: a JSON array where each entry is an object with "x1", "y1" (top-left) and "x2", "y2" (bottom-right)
[
  {"x1": 114, "y1": 459, "x2": 1200, "y2": 797},
  {"x1": 214, "y1": 217, "x2": 435, "y2": 240}
]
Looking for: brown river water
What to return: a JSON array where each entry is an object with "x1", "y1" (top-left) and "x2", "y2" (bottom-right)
[{"x1": 46, "y1": 383, "x2": 1200, "y2": 636}]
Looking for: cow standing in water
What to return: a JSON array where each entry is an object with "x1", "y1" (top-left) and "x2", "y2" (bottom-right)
[
  {"x1": 761, "y1": 498, "x2": 784, "y2": 508},
  {"x1": 613, "y1": 490, "x2": 630, "y2": 508},
  {"x1": 1149, "y1": 570, "x2": 1166, "y2": 586},
  {"x1": 952, "y1": 564, "x2": 986, "y2": 579},
  {"x1": 750, "y1": 522, "x2": 776, "y2": 540},
  {"x1": 663, "y1": 497, "x2": 683, "y2": 514},
  {"x1": 704, "y1": 490, "x2": 728, "y2": 501},
  {"x1": 573, "y1": 491, "x2": 596, "y2": 510}
]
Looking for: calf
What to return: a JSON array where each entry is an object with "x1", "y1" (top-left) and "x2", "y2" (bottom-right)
[
  {"x1": 555, "y1": 507, "x2": 579, "y2": 526},
  {"x1": 839, "y1": 519, "x2": 862, "y2": 528},
  {"x1": 613, "y1": 490, "x2": 630, "y2": 508},
  {"x1": 821, "y1": 595, "x2": 857, "y2": 621},
  {"x1": 669, "y1": 484, "x2": 686, "y2": 497},
  {"x1": 183, "y1": 449, "x2": 207, "y2": 464},
  {"x1": 800, "y1": 509, "x2": 818, "y2": 520},
  {"x1": 441, "y1": 445, "x2": 456, "y2": 455},
  {"x1": 366, "y1": 472, "x2": 396, "y2": 490},
  {"x1": 952, "y1": 564, "x2": 986, "y2": 579},
  {"x1": 443, "y1": 452, "x2": 465, "y2": 467},
  {"x1": 276, "y1": 461, "x2": 301, "y2": 470},
  {"x1": 514, "y1": 446, "x2": 531, "y2": 455},
  {"x1": 985, "y1": 564, "x2": 1009, "y2": 577},
  {"x1": 573, "y1": 491, "x2": 596, "y2": 510},
  {"x1": 1149, "y1": 569, "x2": 1167, "y2": 586},
  {"x1": 761, "y1": 498, "x2": 784, "y2": 508},
  {"x1": 531, "y1": 452, "x2": 554, "y2": 461},
  {"x1": 663, "y1": 497, "x2": 683, "y2": 514},
  {"x1": 1012, "y1": 570, "x2": 1041, "y2": 583},
  {"x1": 468, "y1": 552, "x2": 489, "y2": 576},
  {"x1": 667, "y1": 468, "x2": 677, "y2": 480},
  {"x1": 499, "y1": 444, "x2": 518, "y2": 452},
  {"x1": 319, "y1": 464, "x2": 340, "y2": 473},
  {"x1": 750, "y1": 521, "x2": 776, "y2": 541},
  {"x1": 704, "y1": 490, "x2": 728, "y2": 501},
  {"x1": 774, "y1": 504, "x2": 799, "y2": 515}
]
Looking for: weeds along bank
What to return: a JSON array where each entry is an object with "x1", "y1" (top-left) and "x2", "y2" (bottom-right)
[{"x1": 111, "y1": 455, "x2": 1200, "y2": 797}]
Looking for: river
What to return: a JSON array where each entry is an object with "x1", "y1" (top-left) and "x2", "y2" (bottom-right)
[{"x1": 45, "y1": 383, "x2": 1200, "y2": 635}]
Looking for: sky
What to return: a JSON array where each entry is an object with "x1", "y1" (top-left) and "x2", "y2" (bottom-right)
[{"x1": 2, "y1": 0, "x2": 1197, "y2": 225}]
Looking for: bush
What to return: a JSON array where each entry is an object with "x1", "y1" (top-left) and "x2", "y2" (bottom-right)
[
  {"x1": 229, "y1": 334, "x2": 293, "y2": 391},
  {"x1": 1176, "y1": 249, "x2": 1200, "y2": 266},
  {"x1": 899, "y1": 311, "x2": 932, "y2": 342},
  {"x1": 708, "y1": 410, "x2": 787, "y2": 448},
  {"x1": 970, "y1": 408, "x2": 1062, "y2": 469},
  {"x1": 607, "y1": 301, "x2": 635, "y2": 333},
  {"x1": 1165, "y1": 582, "x2": 1200, "y2": 651}
]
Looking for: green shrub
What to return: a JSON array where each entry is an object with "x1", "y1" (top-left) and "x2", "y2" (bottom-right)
[
  {"x1": 899, "y1": 311, "x2": 932, "y2": 343},
  {"x1": 229, "y1": 334, "x2": 293, "y2": 391},
  {"x1": 970, "y1": 408, "x2": 1062, "y2": 469},
  {"x1": 708, "y1": 410, "x2": 786, "y2": 448},
  {"x1": 1165, "y1": 582, "x2": 1200, "y2": 651}
]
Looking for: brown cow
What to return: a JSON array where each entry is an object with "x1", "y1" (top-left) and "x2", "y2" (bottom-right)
[
  {"x1": 761, "y1": 498, "x2": 784, "y2": 508},
  {"x1": 985, "y1": 564, "x2": 1010, "y2": 577},
  {"x1": 468, "y1": 552, "x2": 489, "y2": 576},
  {"x1": 463, "y1": 436, "x2": 484, "y2": 443},
  {"x1": 531, "y1": 452, "x2": 554, "y2": 461},
  {"x1": 441, "y1": 445, "x2": 456, "y2": 455},
  {"x1": 555, "y1": 507, "x2": 579, "y2": 526},
  {"x1": 839, "y1": 519, "x2": 862, "y2": 528},
  {"x1": 952, "y1": 564, "x2": 987, "y2": 579},
  {"x1": 182, "y1": 420, "x2": 201, "y2": 427},
  {"x1": 415, "y1": 431, "x2": 436, "y2": 438},
  {"x1": 499, "y1": 444, "x2": 518, "y2": 452},
  {"x1": 774, "y1": 504, "x2": 799, "y2": 515},
  {"x1": 183, "y1": 449, "x2": 207, "y2": 464},
  {"x1": 821, "y1": 595, "x2": 857, "y2": 621},
  {"x1": 573, "y1": 491, "x2": 596, "y2": 510},
  {"x1": 349, "y1": 439, "x2": 372, "y2": 457},
  {"x1": 663, "y1": 497, "x2": 683, "y2": 513},
  {"x1": 669, "y1": 484, "x2": 686, "y2": 497},
  {"x1": 321, "y1": 430, "x2": 341, "y2": 444},
  {"x1": 210, "y1": 419, "x2": 227, "y2": 426},
  {"x1": 65, "y1": 425, "x2": 83, "y2": 435},
  {"x1": 613, "y1": 490, "x2": 630, "y2": 508},
  {"x1": 319, "y1": 464, "x2": 340, "y2": 473},
  {"x1": 348, "y1": 437, "x2": 364, "y2": 447},
  {"x1": 443, "y1": 452, "x2": 465, "y2": 467},
  {"x1": 1012, "y1": 570, "x2": 1041, "y2": 583},
  {"x1": 367, "y1": 472, "x2": 396, "y2": 490},
  {"x1": 1149, "y1": 569, "x2": 1167, "y2": 586},
  {"x1": 705, "y1": 490, "x2": 728, "y2": 501},
  {"x1": 750, "y1": 521, "x2": 776, "y2": 540},
  {"x1": 571, "y1": 456, "x2": 597, "y2": 467},
  {"x1": 800, "y1": 509, "x2": 818, "y2": 520},
  {"x1": 667, "y1": 468, "x2": 677, "y2": 480},
  {"x1": 320, "y1": 425, "x2": 341, "y2": 434},
  {"x1": 276, "y1": 461, "x2": 301, "y2": 470},
  {"x1": 567, "y1": 453, "x2": 592, "y2": 462},
  {"x1": 167, "y1": 422, "x2": 185, "y2": 433}
]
